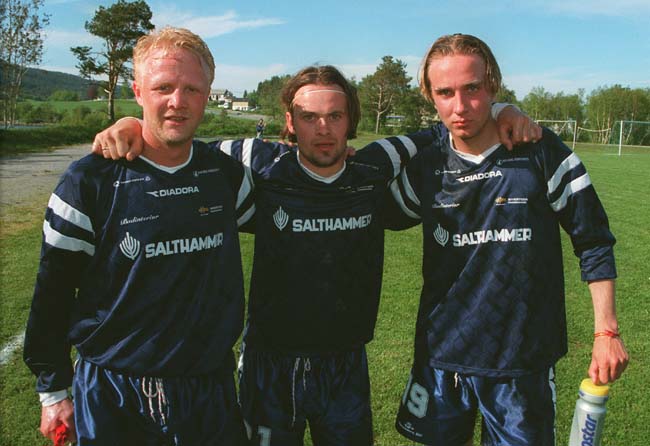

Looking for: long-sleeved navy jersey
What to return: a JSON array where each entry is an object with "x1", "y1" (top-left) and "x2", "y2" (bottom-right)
[
  {"x1": 213, "y1": 130, "x2": 439, "y2": 354},
  {"x1": 24, "y1": 141, "x2": 254, "y2": 392},
  {"x1": 388, "y1": 128, "x2": 616, "y2": 377}
]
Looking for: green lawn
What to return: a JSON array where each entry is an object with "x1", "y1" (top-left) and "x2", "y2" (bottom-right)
[
  {"x1": 26, "y1": 98, "x2": 142, "y2": 116},
  {"x1": 0, "y1": 140, "x2": 648, "y2": 445}
]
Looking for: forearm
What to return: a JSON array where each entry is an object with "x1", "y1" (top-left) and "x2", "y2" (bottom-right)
[
  {"x1": 587, "y1": 278, "x2": 629, "y2": 383},
  {"x1": 588, "y1": 279, "x2": 619, "y2": 332}
]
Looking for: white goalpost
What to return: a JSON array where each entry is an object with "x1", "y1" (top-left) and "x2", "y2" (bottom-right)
[
  {"x1": 615, "y1": 120, "x2": 650, "y2": 157},
  {"x1": 536, "y1": 119, "x2": 577, "y2": 150}
]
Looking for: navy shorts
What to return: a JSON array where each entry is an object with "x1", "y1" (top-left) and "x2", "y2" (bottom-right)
[
  {"x1": 238, "y1": 345, "x2": 373, "y2": 446},
  {"x1": 72, "y1": 356, "x2": 246, "y2": 446},
  {"x1": 395, "y1": 360, "x2": 557, "y2": 446}
]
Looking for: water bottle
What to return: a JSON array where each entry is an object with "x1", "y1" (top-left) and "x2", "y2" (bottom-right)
[{"x1": 569, "y1": 378, "x2": 609, "y2": 446}]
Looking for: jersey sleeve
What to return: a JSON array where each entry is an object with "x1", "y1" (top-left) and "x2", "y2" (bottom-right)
[
  {"x1": 209, "y1": 138, "x2": 292, "y2": 176},
  {"x1": 533, "y1": 128, "x2": 617, "y2": 281},
  {"x1": 23, "y1": 164, "x2": 96, "y2": 393},
  {"x1": 355, "y1": 122, "x2": 447, "y2": 181},
  {"x1": 382, "y1": 152, "x2": 425, "y2": 230}
]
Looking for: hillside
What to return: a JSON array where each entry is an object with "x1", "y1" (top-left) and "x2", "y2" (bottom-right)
[
  {"x1": 1, "y1": 61, "x2": 92, "y2": 100},
  {"x1": 21, "y1": 67, "x2": 91, "y2": 100}
]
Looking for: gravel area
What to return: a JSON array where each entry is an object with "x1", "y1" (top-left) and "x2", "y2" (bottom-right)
[{"x1": 0, "y1": 144, "x2": 91, "y2": 210}]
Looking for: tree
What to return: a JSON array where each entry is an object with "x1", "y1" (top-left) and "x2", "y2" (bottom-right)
[
  {"x1": 586, "y1": 85, "x2": 650, "y2": 144},
  {"x1": 358, "y1": 56, "x2": 411, "y2": 134},
  {"x1": 255, "y1": 74, "x2": 290, "y2": 118},
  {"x1": 495, "y1": 83, "x2": 518, "y2": 105},
  {"x1": 0, "y1": 0, "x2": 49, "y2": 127},
  {"x1": 71, "y1": 0, "x2": 153, "y2": 122},
  {"x1": 50, "y1": 89, "x2": 80, "y2": 101},
  {"x1": 394, "y1": 86, "x2": 436, "y2": 133}
]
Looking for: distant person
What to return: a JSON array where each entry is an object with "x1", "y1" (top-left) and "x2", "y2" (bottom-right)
[
  {"x1": 256, "y1": 118, "x2": 265, "y2": 138},
  {"x1": 388, "y1": 33, "x2": 628, "y2": 446},
  {"x1": 23, "y1": 27, "x2": 251, "y2": 445}
]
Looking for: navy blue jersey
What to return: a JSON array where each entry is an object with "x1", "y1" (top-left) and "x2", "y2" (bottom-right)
[
  {"x1": 24, "y1": 141, "x2": 254, "y2": 392},
  {"x1": 388, "y1": 128, "x2": 616, "y2": 376},
  {"x1": 212, "y1": 130, "x2": 440, "y2": 354}
]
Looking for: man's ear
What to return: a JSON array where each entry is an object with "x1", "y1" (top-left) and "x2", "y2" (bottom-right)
[
  {"x1": 133, "y1": 81, "x2": 143, "y2": 107},
  {"x1": 285, "y1": 111, "x2": 295, "y2": 135}
]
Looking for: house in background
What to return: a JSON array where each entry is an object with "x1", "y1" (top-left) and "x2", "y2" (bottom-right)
[
  {"x1": 232, "y1": 98, "x2": 251, "y2": 111},
  {"x1": 209, "y1": 89, "x2": 234, "y2": 108}
]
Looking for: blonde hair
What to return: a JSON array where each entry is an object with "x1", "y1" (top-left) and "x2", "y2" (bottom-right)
[
  {"x1": 419, "y1": 34, "x2": 501, "y2": 103},
  {"x1": 133, "y1": 26, "x2": 215, "y2": 86}
]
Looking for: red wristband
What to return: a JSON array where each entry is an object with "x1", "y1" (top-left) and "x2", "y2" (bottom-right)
[{"x1": 594, "y1": 330, "x2": 620, "y2": 338}]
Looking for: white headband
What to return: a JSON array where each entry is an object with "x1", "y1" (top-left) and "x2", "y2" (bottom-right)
[{"x1": 291, "y1": 89, "x2": 347, "y2": 107}]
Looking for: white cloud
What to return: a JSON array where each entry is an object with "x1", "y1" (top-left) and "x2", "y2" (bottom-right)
[
  {"x1": 44, "y1": 29, "x2": 101, "y2": 48},
  {"x1": 152, "y1": 9, "x2": 285, "y2": 38},
  {"x1": 213, "y1": 63, "x2": 289, "y2": 96}
]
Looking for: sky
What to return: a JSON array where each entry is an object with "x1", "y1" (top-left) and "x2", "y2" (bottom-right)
[{"x1": 39, "y1": 0, "x2": 650, "y2": 100}]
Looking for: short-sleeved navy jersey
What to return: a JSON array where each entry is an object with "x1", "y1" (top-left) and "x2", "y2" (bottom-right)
[
  {"x1": 212, "y1": 131, "x2": 440, "y2": 354},
  {"x1": 388, "y1": 128, "x2": 616, "y2": 376},
  {"x1": 24, "y1": 141, "x2": 254, "y2": 392}
]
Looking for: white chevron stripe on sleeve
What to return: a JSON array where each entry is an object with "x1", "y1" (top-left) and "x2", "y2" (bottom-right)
[
  {"x1": 43, "y1": 220, "x2": 95, "y2": 255},
  {"x1": 48, "y1": 193, "x2": 93, "y2": 234},
  {"x1": 547, "y1": 152, "x2": 582, "y2": 195},
  {"x1": 550, "y1": 173, "x2": 592, "y2": 212}
]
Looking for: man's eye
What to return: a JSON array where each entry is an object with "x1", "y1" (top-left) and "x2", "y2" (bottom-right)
[
  {"x1": 302, "y1": 114, "x2": 315, "y2": 122},
  {"x1": 330, "y1": 113, "x2": 343, "y2": 121}
]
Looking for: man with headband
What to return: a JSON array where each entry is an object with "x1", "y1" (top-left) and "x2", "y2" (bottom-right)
[{"x1": 92, "y1": 65, "x2": 539, "y2": 445}]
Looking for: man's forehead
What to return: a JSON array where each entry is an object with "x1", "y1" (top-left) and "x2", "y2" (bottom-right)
[{"x1": 292, "y1": 84, "x2": 347, "y2": 108}]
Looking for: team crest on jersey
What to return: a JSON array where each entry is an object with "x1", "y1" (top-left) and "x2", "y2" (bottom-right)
[
  {"x1": 119, "y1": 232, "x2": 140, "y2": 260},
  {"x1": 433, "y1": 224, "x2": 449, "y2": 247},
  {"x1": 273, "y1": 207, "x2": 289, "y2": 231}
]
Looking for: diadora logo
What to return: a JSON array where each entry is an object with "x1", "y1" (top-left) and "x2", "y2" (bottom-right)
[
  {"x1": 432, "y1": 202, "x2": 460, "y2": 209},
  {"x1": 434, "y1": 169, "x2": 461, "y2": 176},
  {"x1": 146, "y1": 186, "x2": 199, "y2": 198},
  {"x1": 456, "y1": 170, "x2": 503, "y2": 183},
  {"x1": 193, "y1": 168, "x2": 219, "y2": 177},
  {"x1": 273, "y1": 207, "x2": 289, "y2": 231},
  {"x1": 119, "y1": 232, "x2": 140, "y2": 260},
  {"x1": 433, "y1": 224, "x2": 449, "y2": 247},
  {"x1": 113, "y1": 176, "x2": 151, "y2": 187}
]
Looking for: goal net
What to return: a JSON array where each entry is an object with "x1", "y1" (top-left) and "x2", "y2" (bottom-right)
[
  {"x1": 613, "y1": 120, "x2": 650, "y2": 156},
  {"x1": 537, "y1": 119, "x2": 577, "y2": 149}
]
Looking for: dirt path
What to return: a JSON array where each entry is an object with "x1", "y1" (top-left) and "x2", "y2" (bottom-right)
[{"x1": 0, "y1": 144, "x2": 91, "y2": 211}]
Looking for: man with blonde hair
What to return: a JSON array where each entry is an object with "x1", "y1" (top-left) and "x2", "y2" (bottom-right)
[
  {"x1": 389, "y1": 33, "x2": 628, "y2": 446},
  {"x1": 23, "y1": 26, "x2": 251, "y2": 445}
]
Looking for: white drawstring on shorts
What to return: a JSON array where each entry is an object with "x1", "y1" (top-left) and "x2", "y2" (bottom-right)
[
  {"x1": 290, "y1": 357, "x2": 313, "y2": 428},
  {"x1": 141, "y1": 377, "x2": 167, "y2": 425}
]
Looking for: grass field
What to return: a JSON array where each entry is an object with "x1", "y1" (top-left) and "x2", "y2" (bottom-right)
[
  {"x1": 0, "y1": 138, "x2": 648, "y2": 445},
  {"x1": 25, "y1": 98, "x2": 143, "y2": 116}
]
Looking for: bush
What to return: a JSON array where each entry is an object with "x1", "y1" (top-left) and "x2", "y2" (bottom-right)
[{"x1": 49, "y1": 90, "x2": 80, "y2": 101}]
